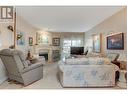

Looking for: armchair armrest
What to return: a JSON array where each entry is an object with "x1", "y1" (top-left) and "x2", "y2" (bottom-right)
[
  {"x1": 29, "y1": 57, "x2": 45, "y2": 64},
  {"x1": 21, "y1": 62, "x2": 43, "y2": 73}
]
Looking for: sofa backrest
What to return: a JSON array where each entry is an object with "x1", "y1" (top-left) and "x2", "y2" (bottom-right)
[
  {"x1": 106, "y1": 53, "x2": 119, "y2": 61},
  {"x1": 64, "y1": 57, "x2": 111, "y2": 65}
]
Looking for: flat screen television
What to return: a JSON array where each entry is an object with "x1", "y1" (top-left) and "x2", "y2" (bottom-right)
[{"x1": 70, "y1": 47, "x2": 84, "y2": 55}]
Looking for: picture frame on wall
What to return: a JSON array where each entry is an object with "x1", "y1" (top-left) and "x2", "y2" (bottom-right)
[
  {"x1": 52, "y1": 38, "x2": 60, "y2": 46},
  {"x1": 29, "y1": 37, "x2": 33, "y2": 46},
  {"x1": 93, "y1": 34, "x2": 102, "y2": 53},
  {"x1": 107, "y1": 33, "x2": 124, "y2": 50},
  {"x1": 17, "y1": 31, "x2": 25, "y2": 45},
  {"x1": 36, "y1": 32, "x2": 49, "y2": 44}
]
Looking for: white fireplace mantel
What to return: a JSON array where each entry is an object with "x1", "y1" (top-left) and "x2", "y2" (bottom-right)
[{"x1": 34, "y1": 45, "x2": 60, "y2": 63}]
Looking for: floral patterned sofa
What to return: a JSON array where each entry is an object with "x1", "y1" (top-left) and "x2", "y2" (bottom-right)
[{"x1": 58, "y1": 57, "x2": 119, "y2": 87}]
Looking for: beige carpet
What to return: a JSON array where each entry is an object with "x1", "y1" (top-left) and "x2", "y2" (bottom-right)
[
  {"x1": 0, "y1": 63, "x2": 121, "y2": 89},
  {"x1": 0, "y1": 63, "x2": 62, "y2": 89}
]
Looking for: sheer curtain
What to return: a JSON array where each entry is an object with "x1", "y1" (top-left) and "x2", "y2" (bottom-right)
[{"x1": 61, "y1": 33, "x2": 84, "y2": 58}]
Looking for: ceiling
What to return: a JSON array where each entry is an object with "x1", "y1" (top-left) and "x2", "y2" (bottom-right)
[{"x1": 16, "y1": 6, "x2": 124, "y2": 32}]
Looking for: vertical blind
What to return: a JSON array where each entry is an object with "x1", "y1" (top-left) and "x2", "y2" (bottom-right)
[
  {"x1": 62, "y1": 33, "x2": 84, "y2": 47},
  {"x1": 61, "y1": 33, "x2": 84, "y2": 58}
]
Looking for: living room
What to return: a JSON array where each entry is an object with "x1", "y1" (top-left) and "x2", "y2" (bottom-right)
[{"x1": 0, "y1": 5, "x2": 127, "y2": 89}]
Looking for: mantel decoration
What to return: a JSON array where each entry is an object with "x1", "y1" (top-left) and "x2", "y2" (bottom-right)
[
  {"x1": 93, "y1": 34, "x2": 102, "y2": 53},
  {"x1": 107, "y1": 33, "x2": 124, "y2": 50},
  {"x1": 52, "y1": 38, "x2": 60, "y2": 46}
]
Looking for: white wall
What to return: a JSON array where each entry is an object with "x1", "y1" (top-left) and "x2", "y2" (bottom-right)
[
  {"x1": 84, "y1": 7, "x2": 127, "y2": 54},
  {"x1": 16, "y1": 15, "x2": 37, "y2": 53}
]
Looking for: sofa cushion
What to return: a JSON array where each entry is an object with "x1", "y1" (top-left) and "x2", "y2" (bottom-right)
[
  {"x1": 106, "y1": 53, "x2": 119, "y2": 61},
  {"x1": 118, "y1": 53, "x2": 127, "y2": 61},
  {"x1": 86, "y1": 52, "x2": 103, "y2": 57},
  {"x1": 65, "y1": 57, "x2": 111, "y2": 65},
  {"x1": 88, "y1": 57, "x2": 111, "y2": 65},
  {"x1": 65, "y1": 58, "x2": 89, "y2": 65}
]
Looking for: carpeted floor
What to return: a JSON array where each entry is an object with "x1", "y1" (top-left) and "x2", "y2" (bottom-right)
[
  {"x1": 0, "y1": 63, "x2": 62, "y2": 89},
  {"x1": 0, "y1": 63, "x2": 121, "y2": 89}
]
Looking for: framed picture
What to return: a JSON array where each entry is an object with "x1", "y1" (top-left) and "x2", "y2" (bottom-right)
[
  {"x1": 93, "y1": 34, "x2": 101, "y2": 53},
  {"x1": 17, "y1": 31, "x2": 25, "y2": 45},
  {"x1": 107, "y1": 33, "x2": 124, "y2": 50},
  {"x1": 52, "y1": 38, "x2": 60, "y2": 46},
  {"x1": 29, "y1": 37, "x2": 33, "y2": 46},
  {"x1": 36, "y1": 32, "x2": 49, "y2": 44}
]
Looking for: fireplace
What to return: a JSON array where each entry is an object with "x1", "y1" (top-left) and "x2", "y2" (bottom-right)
[
  {"x1": 34, "y1": 45, "x2": 60, "y2": 63},
  {"x1": 39, "y1": 53, "x2": 48, "y2": 61}
]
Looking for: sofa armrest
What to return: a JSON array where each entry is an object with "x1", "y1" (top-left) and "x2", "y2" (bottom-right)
[{"x1": 21, "y1": 62, "x2": 43, "y2": 73}]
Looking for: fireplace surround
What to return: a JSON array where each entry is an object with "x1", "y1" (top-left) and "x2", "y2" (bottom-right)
[{"x1": 34, "y1": 45, "x2": 60, "y2": 63}]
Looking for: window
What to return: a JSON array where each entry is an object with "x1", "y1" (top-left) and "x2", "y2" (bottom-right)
[
  {"x1": 61, "y1": 33, "x2": 84, "y2": 58},
  {"x1": 62, "y1": 39, "x2": 82, "y2": 58},
  {"x1": 63, "y1": 40, "x2": 71, "y2": 46},
  {"x1": 72, "y1": 40, "x2": 81, "y2": 46},
  {"x1": 63, "y1": 39, "x2": 82, "y2": 47}
]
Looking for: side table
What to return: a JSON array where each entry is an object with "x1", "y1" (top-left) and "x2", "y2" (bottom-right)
[
  {"x1": 117, "y1": 70, "x2": 127, "y2": 88},
  {"x1": 119, "y1": 61, "x2": 127, "y2": 70}
]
